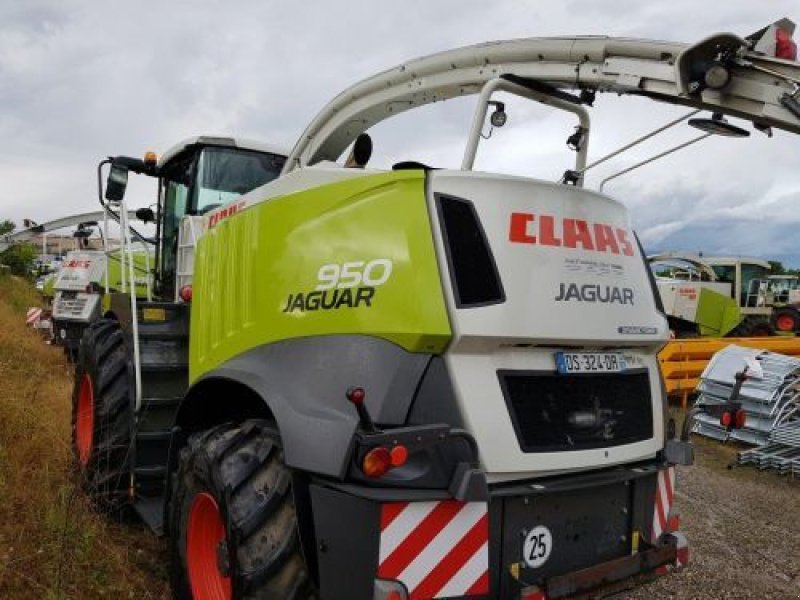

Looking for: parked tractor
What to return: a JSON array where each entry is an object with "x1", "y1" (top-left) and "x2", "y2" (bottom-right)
[
  {"x1": 72, "y1": 19, "x2": 799, "y2": 600},
  {"x1": 767, "y1": 275, "x2": 800, "y2": 332},
  {"x1": 651, "y1": 254, "x2": 775, "y2": 337}
]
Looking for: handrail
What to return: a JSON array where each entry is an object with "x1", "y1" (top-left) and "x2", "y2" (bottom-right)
[
  {"x1": 462, "y1": 77, "x2": 590, "y2": 184},
  {"x1": 117, "y1": 196, "x2": 143, "y2": 412}
]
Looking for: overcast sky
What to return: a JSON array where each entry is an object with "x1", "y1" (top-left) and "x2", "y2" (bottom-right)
[{"x1": 1, "y1": 1, "x2": 799, "y2": 264}]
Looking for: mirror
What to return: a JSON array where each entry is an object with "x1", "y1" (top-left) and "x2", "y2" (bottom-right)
[
  {"x1": 105, "y1": 164, "x2": 129, "y2": 202},
  {"x1": 344, "y1": 133, "x2": 373, "y2": 168},
  {"x1": 135, "y1": 207, "x2": 155, "y2": 223},
  {"x1": 688, "y1": 113, "x2": 750, "y2": 138}
]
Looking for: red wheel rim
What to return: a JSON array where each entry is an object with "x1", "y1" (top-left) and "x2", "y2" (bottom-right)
[
  {"x1": 776, "y1": 314, "x2": 795, "y2": 332},
  {"x1": 187, "y1": 492, "x2": 232, "y2": 600},
  {"x1": 75, "y1": 374, "x2": 94, "y2": 466}
]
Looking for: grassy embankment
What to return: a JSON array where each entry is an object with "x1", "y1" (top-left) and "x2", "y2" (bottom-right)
[{"x1": 0, "y1": 275, "x2": 168, "y2": 599}]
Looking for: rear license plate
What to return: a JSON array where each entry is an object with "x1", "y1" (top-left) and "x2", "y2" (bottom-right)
[{"x1": 555, "y1": 352, "x2": 626, "y2": 374}]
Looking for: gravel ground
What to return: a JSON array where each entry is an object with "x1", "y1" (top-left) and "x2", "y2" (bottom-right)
[{"x1": 620, "y1": 437, "x2": 800, "y2": 600}]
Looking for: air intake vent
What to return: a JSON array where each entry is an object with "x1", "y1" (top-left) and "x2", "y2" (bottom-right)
[
  {"x1": 498, "y1": 370, "x2": 653, "y2": 453},
  {"x1": 436, "y1": 194, "x2": 504, "y2": 307}
]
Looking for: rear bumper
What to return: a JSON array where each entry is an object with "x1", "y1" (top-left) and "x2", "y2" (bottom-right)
[
  {"x1": 52, "y1": 319, "x2": 87, "y2": 348},
  {"x1": 309, "y1": 462, "x2": 685, "y2": 600},
  {"x1": 522, "y1": 532, "x2": 688, "y2": 599}
]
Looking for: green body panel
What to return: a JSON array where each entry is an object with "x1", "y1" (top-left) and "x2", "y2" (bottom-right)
[
  {"x1": 105, "y1": 250, "x2": 150, "y2": 298},
  {"x1": 696, "y1": 288, "x2": 741, "y2": 336},
  {"x1": 189, "y1": 171, "x2": 452, "y2": 383},
  {"x1": 42, "y1": 275, "x2": 56, "y2": 297}
]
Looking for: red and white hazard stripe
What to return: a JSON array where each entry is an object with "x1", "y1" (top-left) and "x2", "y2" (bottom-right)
[
  {"x1": 26, "y1": 307, "x2": 42, "y2": 325},
  {"x1": 378, "y1": 500, "x2": 489, "y2": 600},
  {"x1": 651, "y1": 466, "x2": 676, "y2": 541}
]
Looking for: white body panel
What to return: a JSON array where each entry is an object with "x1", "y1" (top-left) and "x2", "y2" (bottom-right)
[
  {"x1": 430, "y1": 171, "x2": 666, "y2": 346},
  {"x1": 158, "y1": 136, "x2": 288, "y2": 169},
  {"x1": 656, "y1": 279, "x2": 732, "y2": 321},
  {"x1": 426, "y1": 171, "x2": 666, "y2": 479},
  {"x1": 444, "y1": 348, "x2": 663, "y2": 481},
  {"x1": 53, "y1": 251, "x2": 107, "y2": 292},
  {"x1": 176, "y1": 216, "x2": 207, "y2": 300}
]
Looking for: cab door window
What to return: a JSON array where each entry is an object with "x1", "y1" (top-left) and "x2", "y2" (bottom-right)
[{"x1": 159, "y1": 153, "x2": 194, "y2": 297}]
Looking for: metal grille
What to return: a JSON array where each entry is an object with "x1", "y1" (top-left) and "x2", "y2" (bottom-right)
[
  {"x1": 436, "y1": 194, "x2": 505, "y2": 307},
  {"x1": 53, "y1": 292, "x2": 89, "y2": 319},
  {"x1": 498, "y1": 370, "x2": 653, "y2": 452}
]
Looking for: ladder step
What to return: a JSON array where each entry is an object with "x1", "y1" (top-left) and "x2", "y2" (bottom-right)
[
  {"x1": 138, "y1": 327, "x2": 188, "y2": 337},
  {"x1": 135, "y1": 465, "x2": 167, "y2": 479},
  {"x1": 141, "y1": 396, "x2": 182, "y2": 409},
  {"x1": 133, "y1": 496, "x2": 165, "y2": 536},
  {"x1": 136, "y1": 430, "x2": 172, "y2": 442},
  {"x1": 140, "y1": 362, "x2": 189, "y2": 372}
]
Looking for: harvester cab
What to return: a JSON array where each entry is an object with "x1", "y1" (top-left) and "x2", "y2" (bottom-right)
[
  {"x1": 79, "y1": 136, "x2": 288, "y2": 530},
  {"x1": 72, "y1": 19, "x2": 800, "y2": 600},
  {"x1": 99, "y1": 136, "x2": 288, "y2": 303}
]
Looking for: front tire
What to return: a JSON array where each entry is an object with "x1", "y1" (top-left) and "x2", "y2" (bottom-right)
[
  {"x1": 169, "y1": 420, "x2": 313, "y2": 600},
  {"x1": 71, "y1": 318, "x2": 134, "y2": 517},
  {"x1": 772, "y1": 308, "x2": 800, "y2": 333}
]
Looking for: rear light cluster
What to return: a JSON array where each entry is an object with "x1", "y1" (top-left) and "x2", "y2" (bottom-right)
[
  {"x1": 362, "y1": 444, "x2": 408, "y2": 478},
  {"x1": 346, "y1": 386, "x2": 410, "y2": 478},
  {"x1": 776, "y1": 27, "x2": 797, "y2": 61},
  {"x1": 720, "y1": 408, "x2": 746, "y2": 430},
  {"x1": 179, "y1": 285, "x2": 193, "y2": 302}
]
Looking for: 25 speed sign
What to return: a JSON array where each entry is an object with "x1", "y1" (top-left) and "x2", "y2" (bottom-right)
[{"x1": 523, "y1": 525, "x2": 553, "y2": 568}]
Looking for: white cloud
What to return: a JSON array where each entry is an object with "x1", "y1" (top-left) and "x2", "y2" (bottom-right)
[{"x1": 0, "y1": 1, "x2": 799, "y2": 262}]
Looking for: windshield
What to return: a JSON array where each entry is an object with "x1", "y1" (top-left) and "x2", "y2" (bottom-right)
[
  {"x1": 194, "y1": 147, "x2": 285, "y2": 214},
  {"x1": 741, "y1": 263, "x2": 770, "y2": 306}
]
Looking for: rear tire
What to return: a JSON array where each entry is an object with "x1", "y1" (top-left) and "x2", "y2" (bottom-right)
[
  {"x1": 169, "y1": 420, "x2": 314, "y2": 600},
  {"x1": 726, "y1": 315, "x2": 775, "y2": 337},
  {"x1": 771, "y1": 308, "x2": 800, "y2": 333},
  {"x1": 71, "y1": 318, "x2": 133, "y2": 518}
]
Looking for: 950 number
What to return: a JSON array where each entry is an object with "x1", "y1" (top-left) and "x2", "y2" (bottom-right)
[{"x1": 315, "y1": 258, "x2": 393, "y2": 290}]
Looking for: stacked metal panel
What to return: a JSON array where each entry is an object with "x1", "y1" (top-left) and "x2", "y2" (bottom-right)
[
  {"x1": 738, "y1": 422, "x2": 800, "y2": 475},
  {"x1": 692, "y1": 345, "x2": 800, "y2": 446}
]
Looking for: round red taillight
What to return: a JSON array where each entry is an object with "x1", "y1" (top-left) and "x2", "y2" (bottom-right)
[
  {"x1": 347, "y1": 387, "x2": 366, "y2": 406},
  {"x1": 362, "y1": 447, "x2": 391, "y2": 478},
  {"x1": 179, "y1": 285, "x2": 193, "y2": 302},
  {"x1": 734, "y1": 409, "x2": 747, "y2": 430},
  {"x1": 720, "y1": 411, "x2": 732, "y2": 428},
  {"x1": 390, "y1": 445, "x2": 408, "y2": 467}
]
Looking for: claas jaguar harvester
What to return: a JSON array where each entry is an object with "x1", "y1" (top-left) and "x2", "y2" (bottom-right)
[{"x1": 73, "y1": 20, "x2": 800, "y2": 600}]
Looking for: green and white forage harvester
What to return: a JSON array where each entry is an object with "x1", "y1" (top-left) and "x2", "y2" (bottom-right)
[{"x1": 73, "y1": 19, "x2": 799, "y2": 600}]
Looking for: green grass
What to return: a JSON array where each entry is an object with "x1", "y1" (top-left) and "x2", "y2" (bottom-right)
[{"x1": 0, "y1": 277, "x2": 169, "y2": 599}]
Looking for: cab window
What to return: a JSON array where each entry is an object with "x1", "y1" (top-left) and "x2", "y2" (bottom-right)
[
  {"x1": 193, "y1": 147, "x2": 285, "y2": 215},
  {"x1": 159, "y1": 153, "x2": 194, "y2": 296}
]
